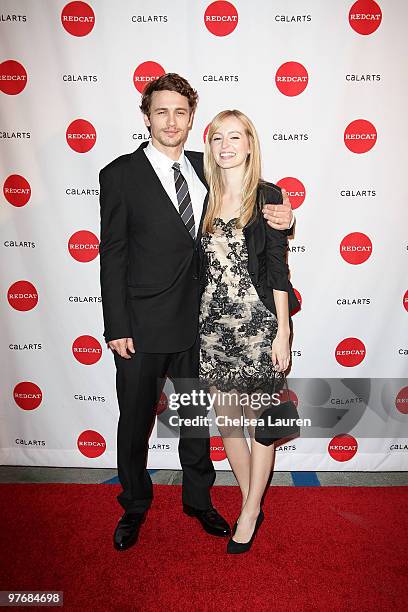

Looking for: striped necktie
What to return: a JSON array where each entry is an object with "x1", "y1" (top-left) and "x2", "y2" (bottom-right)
[{"x1": 172, "y1": 162, "x2": 195, "y2": 239}]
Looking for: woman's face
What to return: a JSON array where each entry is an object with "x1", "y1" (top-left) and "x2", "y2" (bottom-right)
[{"x1": 210, "y1": 116, "x2": 251, "y2": 170}]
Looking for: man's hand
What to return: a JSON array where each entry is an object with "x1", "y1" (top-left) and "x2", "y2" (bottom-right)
[
  {"x1": 262, "y1": 188, "x2": 293, "y2": 230},
  {"x1": 108, "y1": 337, "x2": 135, "y2": 359}
]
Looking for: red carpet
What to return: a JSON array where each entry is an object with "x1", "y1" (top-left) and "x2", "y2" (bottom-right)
[{"x1": 1, "y1": 484, "x2": 407, "y2": 611}]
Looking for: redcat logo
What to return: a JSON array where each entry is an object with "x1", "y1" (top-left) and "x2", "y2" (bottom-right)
[
  {"x1": 340, "y1": 232, "x2": 372, "y2": 264},
  {"x1": 68, "y1": 230, "x2": 99, "y2": 262},
  {"x1": 66, "y1": 119, "x2": 96, "y2": 153},
  {"x1": 395, "y1": 387, "x2": 408, "y2": 415},
  {"x1": 344, "y1": 119, "x2": 377, "y2": 153},
  {"x1": 72, "y1": 335, "x2": 102, "y2": 365},
  {"x1": 61, "y1": 1, "x2": 95, "y2": 37},
  {"x1": 275, "y1": 62, "x2": 308, "y2": 96},
  {"x1": 14, "y1": 381, "x2": 42, "y2": 410},
  {"x1": 210, "y1": 435, "x2": 227, "y2": 461},
  {"x1": 328, "y1": 434, "x2": 358, "y2": 461},
  {"x1": 3, "y1": 174, "x2": 31, "y2": 207},
  {"x1": 0, "y1": 60, "x2": 27, "y2": 95},
  {"x1": 349, "y1": 0, "x2": 382, "y2": 35},
  {"x1": 291, "y1": 288, "x2": 302, "y2": 316},
  {"x1": 204, "y1": 1, "x2": 238, "y2": 36},
  {"x1": 403, "y1": 289, "x2": 408, "y2": 313},
  {"x1": 8, "y1": 280, "x2": 38, "y2": 311},
  {"x1": 276, "y1": 177, "x2": 306, "y2": 209},
  {"x1": 335, "y1": 337, "x2": 366, "y2": 367},
  {"x1": 77, "y1": 430, "x2": 106, "y2": 458},
  {"x1": 156, "y1": 392, "x2": 168, "y2": 415},
  {"x1": 133, "y1": 61, "x2": 165, "y2": 93}
]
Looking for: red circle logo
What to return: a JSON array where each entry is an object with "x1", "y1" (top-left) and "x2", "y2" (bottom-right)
[
  {"x1": 291, "y1": 288, "x2": 302, "y2": 316},
  {"x1": 156, "y1": 392, "x2": 168, "y2": 415},
  {"x1": 349, "y1": 0, "x2": 382, "y2": 35},
  {"x1": 203, "y1": 123, "x2": 210, "y2": 143},
  {"x1": 8, "y1": 280, "x2": 38, "y2": 311},
  {"x1": 66, "y1": 119, "x2": 96, "y2": 153},
  {"x1": 403, "y1": 289, "x2": 408, "y2": 312},
  {"x1": 204, "y1": 1, "x2": 238, "y2": 36},
  {"x1": 275, "y1": 62, "x2": 308, "y2": 96},
  {"x1": 344, "y1": 119, "x2": 377, "y2": 153},
  {"x1": 0, "y1": 60, "x2": 27, "y2": 95},
  {"x1": 335, "y1": 338, "x2": 366, "y2": 367},
  {"x1": 72, "y1": 335, "x2": 102, "y2": 365},
  {"x1": 13, "y1": 381, "x2": 42, "y2": 411},
  {"x1": 395, "y1": 387, "x2": 408, "y2": 415},
  {"x1": 278, "y1": 387, "x2": 299, "y2": 408},
  {"x1": 133, "y1": 61, "x2": 165, "y2": 94},
  {"x1": 328, "y1": 434, "x2": 358, "y2": 461},
  {"x1": 68, "y1": 230, "x2": 99, "y2": 262},
  {"x1": 3, "y1": 174, "x2": 31, "y2": 207},
  {"x1": 77, "y1": 430, "x2": 106, "y2": 458},
  {"x1": 340, "y1": 232, "x2": 372, "y2": 264},
  {"x1": 61, "y1": 2, "x2": 95, "y2": 37},
  {"x1": 276, "y1": 177, "x2": 306, "y2": 210},
  {"x1": 210, "y1": 436, "x2": 227, "y2": 461}
]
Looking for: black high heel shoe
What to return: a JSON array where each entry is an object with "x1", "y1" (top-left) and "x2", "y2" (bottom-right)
[{"x1": 227, "y1": 509, "x2": 264, "y2": 554}]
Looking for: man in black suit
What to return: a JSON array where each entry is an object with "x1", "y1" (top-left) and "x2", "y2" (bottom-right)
[{"x1": 99, "y1": 73, "x2": 293, "y2": 551}]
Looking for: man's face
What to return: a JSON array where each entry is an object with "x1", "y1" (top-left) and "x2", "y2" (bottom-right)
[{"x1": 143, "y1": 90, "x2": 194, "y2": 150}]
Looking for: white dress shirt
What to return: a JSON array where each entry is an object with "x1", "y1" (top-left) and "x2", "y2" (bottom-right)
[{"x1": 144, "y1": 142, "x2": 207, "y2": 231}]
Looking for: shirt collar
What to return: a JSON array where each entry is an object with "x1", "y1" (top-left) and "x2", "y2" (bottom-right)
[{"x1": 146, "y1": 141, "x2": 187, "y2": 174}]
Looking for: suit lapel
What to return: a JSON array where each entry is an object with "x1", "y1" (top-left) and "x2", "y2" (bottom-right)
[
  {"x1": 184, "y1": 150, "x2": 209, "y2": 244},
  {"x1": 132, "y1": 143, "x2": 195, "y2": 243},
  {"x1": 185, "y1": 150, "x2": 207, "y2": 188},
  {"x1": 195, "y1": 193, "x2": 209, "y2": 244}
]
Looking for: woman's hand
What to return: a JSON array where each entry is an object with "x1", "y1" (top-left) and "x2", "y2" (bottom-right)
[{"x1": 271, "y1": 332, "x2": 290, "y2": 372}]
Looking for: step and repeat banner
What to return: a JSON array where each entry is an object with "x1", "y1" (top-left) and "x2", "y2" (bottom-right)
[{"x1": 1, "y1": 0, "x2": 407, "y2": 471}]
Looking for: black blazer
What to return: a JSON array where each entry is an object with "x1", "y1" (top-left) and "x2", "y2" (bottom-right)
[
  {"x1": 200, "y1": 181, "x2": 300, "y2": 317},
  {"x1": 99, "y1": 141, "x2": 207, "y2": 353}
]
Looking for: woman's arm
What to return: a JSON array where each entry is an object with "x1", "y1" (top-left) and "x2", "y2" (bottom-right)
[
  {"x1": 265, "y1": 215, "x2": 291, "y2": 372},
  {"x1": 271, "y1": 289, "x2": 290, "y2": 372}
]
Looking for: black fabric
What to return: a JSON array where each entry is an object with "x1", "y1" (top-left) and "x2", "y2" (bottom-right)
[
  {"x1": 115, "y1": 335, "x2": 215, "y2": 513},
  {"x1": 99, "y1": 143, "x2": 215, "y2": 513},
  {"x1": 99, "y1": 142, "x2": 207, "y2": 352}
]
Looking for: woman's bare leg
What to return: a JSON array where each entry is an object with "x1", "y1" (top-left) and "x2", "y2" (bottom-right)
[
  {"x1": 231, "y1": 399, "x2": 276, "y2": 543},
  {"x1": 211, "y1": 388, "x2": 250, "y2": 509}
]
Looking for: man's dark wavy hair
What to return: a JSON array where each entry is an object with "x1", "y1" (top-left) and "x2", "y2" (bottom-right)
[{"x1": 140, "y1": 73, "x2": 199, "y2": 116}]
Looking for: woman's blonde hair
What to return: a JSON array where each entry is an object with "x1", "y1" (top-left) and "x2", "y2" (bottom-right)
[{"x1": 203, "y1": 109, "x2": 262, "y2": 233}]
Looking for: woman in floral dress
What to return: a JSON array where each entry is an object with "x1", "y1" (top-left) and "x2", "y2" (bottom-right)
[{"x1": 199, "y1": 110, "x2": 299, "y2": 553}]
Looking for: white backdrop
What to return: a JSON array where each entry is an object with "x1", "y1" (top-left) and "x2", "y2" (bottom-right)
[{"x1": 1, "y1": 0, "x2": 407, "y2": 471}]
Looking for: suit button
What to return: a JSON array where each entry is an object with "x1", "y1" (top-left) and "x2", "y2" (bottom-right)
[
  {"x1": 193, "y1": 274, "x2": 198, "y2": 280},
  {"x1": 255, "y1": 282, "x2": 260, "y2": 288}
]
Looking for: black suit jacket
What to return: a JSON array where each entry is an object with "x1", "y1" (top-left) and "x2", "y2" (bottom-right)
[
  {"x1": 200, "y1": 181, "x2": 300, "y2": 317},
  {"x1": 99, "y1": 141, "x2": 207, "y2": 352}
]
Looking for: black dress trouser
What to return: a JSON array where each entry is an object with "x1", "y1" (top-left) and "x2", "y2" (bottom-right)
[{"x1": 113, "y1": 334, "x2": 215, "y2": 513}]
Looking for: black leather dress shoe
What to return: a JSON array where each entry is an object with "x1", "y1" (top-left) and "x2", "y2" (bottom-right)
[
  {"x1": 113, "y1": 511, "x2": 146, "y2": 551},
  {"x1": 183, "y1": 504, "x2": 230, "y2": 537}
]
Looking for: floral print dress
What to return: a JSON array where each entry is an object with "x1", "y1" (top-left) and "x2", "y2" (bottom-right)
[{"x1": 199, "y1": 217, "x2": 279, "y2": 394}]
